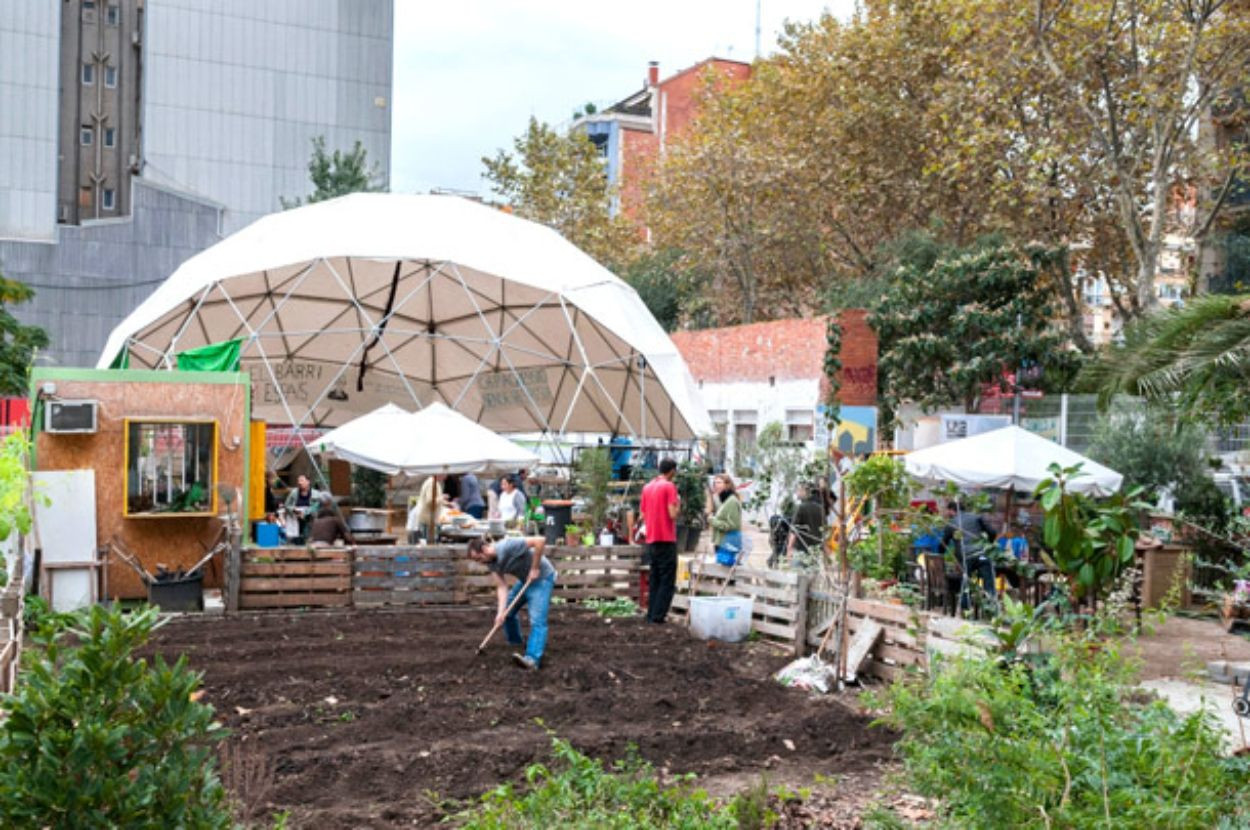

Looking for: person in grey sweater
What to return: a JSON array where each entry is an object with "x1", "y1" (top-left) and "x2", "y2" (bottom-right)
[{"x1": 940, "y1": 499, "x2": 997, "y2": 606}]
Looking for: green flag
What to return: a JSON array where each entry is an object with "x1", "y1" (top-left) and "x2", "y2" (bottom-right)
[{"x1": 176, "y1": 339, "x2": 243, "y2": 372}]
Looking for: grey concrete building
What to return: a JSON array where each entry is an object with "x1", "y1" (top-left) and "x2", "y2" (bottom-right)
[{"x1": 0, "y1": 0, "x2": 393, "y2": 368}]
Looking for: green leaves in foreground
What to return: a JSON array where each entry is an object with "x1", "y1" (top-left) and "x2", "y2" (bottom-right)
[
  {"x1": 0, "y1": 604, "x2": 232, "y2": 829},
  {"x1": 458, "y1": 734, "x2": 751, "y2": 829},
  {"x1": 874, "y1": 628, "x2": 1250, "y2": 829}
]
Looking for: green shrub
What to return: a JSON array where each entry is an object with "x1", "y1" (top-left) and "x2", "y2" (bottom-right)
[
  {"x1": 0, "y1": 604, "x2": 232, "y2": 828},
  {"x1": 873, "y1": 624, "x2": 1250, "y2": 829},
  {"x1": 458, "y1": 734, "x2": 750, "y2": 828}
]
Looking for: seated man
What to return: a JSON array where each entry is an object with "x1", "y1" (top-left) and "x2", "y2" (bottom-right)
[{"x1": 308, "y1": 496, "x2": 354, "y2": 546}]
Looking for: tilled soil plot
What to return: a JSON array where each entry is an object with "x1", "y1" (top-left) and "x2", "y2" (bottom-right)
[{"x1": 150, "y1": 607, "x2": 896, "y2": 827}]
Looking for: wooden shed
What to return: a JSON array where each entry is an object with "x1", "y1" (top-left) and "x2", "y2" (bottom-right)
[{"x1": 30, "y1": 368, "x2": 252, "y2": 601}]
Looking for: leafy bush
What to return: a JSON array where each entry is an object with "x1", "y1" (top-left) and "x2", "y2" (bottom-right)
[
  {"x1": 873, "y1": 624, "x2": 1250, "y2": 828},
  {"x1": 458, "y1": 734, "x2": 755, "y2": 828},
  {"x1": 0, "y1": 604, "x2": 232, "y2": 828}
]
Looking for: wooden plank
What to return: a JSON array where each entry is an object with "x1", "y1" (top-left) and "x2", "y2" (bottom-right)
[
  {"x1": 239, "y1": 592, "x2": 350, "y2": 609},
  {"x1": 353, "y1": 590, "x2": 457, "y2": 605},
  {"x1": 689, "y1": 580, "x2": 799, "y2": 604},
  {"x1": 243, "y1": 562, "x2": 351, "y2": 576},
  {"x1": 862, "y1": 659, "x2": 906, "y2": 682},
  {"x1": 691, "y1": 561, "x2": 800, "y2": 586},
  {"x1": 847, "y1": 598, "x2": 915, "y2": 626},
  {"x1": 353, "y1": 575, "x2": 457, "y2": 590},
  {"x1": 240, "y1": 576, "x2": 350, "y2": 592},
  {"x1": 844, "y1": 619, "x2": 884, "y2": 684},
  {"x1": 751, "y1": 618, "x2": 798, "y2": 640},
  {"x1": 352, "y1": 560, "x2": 456, "y2": 574},
  {"x1": 245, "y1": 548, "x2": 351, "y2": 563}
]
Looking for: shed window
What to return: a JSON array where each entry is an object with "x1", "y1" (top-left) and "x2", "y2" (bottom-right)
[{"x1": 125, "y1": 420, "x2": 218, "y2": 516}]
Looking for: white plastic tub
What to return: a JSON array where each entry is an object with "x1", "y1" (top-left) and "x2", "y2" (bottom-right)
[{"x1": 689, "y1": 596, "x2": 754, "y2": 643}]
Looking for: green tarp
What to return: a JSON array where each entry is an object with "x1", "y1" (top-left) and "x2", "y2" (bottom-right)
[
  {"x1": 108, "y1": 347, "x2": 129, "y2": 369},
  {"x1": 175, "y1": 339, "x2": 243, "y2": 372}
]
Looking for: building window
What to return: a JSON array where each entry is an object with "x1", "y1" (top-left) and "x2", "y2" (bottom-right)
[
  {"x1": 106, "y1": 3, "x2": 119, "y2": 25},
  {"x1": 78, "y1": 186, "x2": 92, "y2": 209},
  {"x1": 80, "y1": 125, "x2": 93, "y2": 145},
  {"x1": 81, "y1": 63, "x2": 94, "y2": 85},
  {"x1": 104, "y1": 65, "x2": 117, "y2": 88},
  {"x1": 102, "y1": 188, "x2": 115, "y2": 210},
  {"x1": 786, "y1": 409, "x2": 814, "y2": 443},
  {"x1": 83, "y1": 0, "x2": 96, "y2": 8},
  {"x1": 124, "y1": 420, "x2": 219, "y2": 516},
  {"x1": 103, "y1": 127, "x2": 115, "y2": 148}
]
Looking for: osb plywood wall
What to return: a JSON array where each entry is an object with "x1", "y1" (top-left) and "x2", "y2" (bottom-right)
[{"x1": 35, "y1": 377, "x2": 249, "y2": 600}]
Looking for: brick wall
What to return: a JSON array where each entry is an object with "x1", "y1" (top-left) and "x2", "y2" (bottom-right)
[{"x1": 671, "y1": 312, "x2": 877, "y2": 407}]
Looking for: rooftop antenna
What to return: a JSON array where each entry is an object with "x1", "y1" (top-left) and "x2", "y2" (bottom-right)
[{"x1": 755, "y1": 0, "x2": 762, "y2": 58}]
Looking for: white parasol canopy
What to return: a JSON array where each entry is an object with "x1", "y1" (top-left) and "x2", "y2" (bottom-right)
[
  {"x1": 314, "y1": 402, "x2": 539, "y2": 476},
  {"x1": 904, "y1": 425, "x2": 1123, "y2": 497},
  {"x1": 97, "y1": 193, "x2": 710, "y2": 440}
]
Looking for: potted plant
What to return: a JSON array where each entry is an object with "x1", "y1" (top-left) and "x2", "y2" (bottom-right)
[
  {"x1": 575, "y1": 447, "x2": 613, "y2": 538},
  {"x1": 564, "y1": 523, "x2": 582, "y2": 547},
  {"x1": 675, "y1": 461, "x2": 708, "y2": 552}
]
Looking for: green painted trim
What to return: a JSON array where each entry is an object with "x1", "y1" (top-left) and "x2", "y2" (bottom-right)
[{"x1": 30, "y1": 367, "x2": 251, "y2": 386}]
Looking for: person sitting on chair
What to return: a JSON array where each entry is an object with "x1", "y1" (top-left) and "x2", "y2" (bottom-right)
[{"x1": 308, "y1": 495, "x2": 354, "y2": 546}]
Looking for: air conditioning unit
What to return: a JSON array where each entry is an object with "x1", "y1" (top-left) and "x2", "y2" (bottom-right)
[{"x1": 45, "y1": 400, "x2": 98, "y2": 434}]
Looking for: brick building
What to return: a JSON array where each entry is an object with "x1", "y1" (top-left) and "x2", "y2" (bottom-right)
[
  {"x1": 574, "y1": 58, "x2": 751, "y2": 228},
  {"x1": 670, "y1": 312, "x2": 878, "y2": 472}
]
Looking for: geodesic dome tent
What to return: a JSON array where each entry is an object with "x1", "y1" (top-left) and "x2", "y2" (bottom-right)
[{"x1": 97, "y1": 193, "x2": 710, "y2": 441}]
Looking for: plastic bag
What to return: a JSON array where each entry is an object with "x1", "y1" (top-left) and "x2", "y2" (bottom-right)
[{"x1": 774, "y1": 655, "x2": 837, "y2": 694}]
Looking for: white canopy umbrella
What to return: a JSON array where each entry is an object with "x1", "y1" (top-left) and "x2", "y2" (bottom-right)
[
  {"x1": 904, "y1": 425, "x2": 1123, "y2": 497},
  {"x1": 97, "y1": 193, "x2": 710, "y2": 441},
  {"x1": 314, "y1": 402, "x2": 539, "y2": 476}
]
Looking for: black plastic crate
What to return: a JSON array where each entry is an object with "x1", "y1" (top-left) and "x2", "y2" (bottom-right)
[{"x1": 148, "y1": 573, "x2": 203, "y2": 612}]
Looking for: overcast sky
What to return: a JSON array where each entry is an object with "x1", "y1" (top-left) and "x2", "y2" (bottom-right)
[{"x1": 390, "y1": 0, "x2": 856, "y2": 197}]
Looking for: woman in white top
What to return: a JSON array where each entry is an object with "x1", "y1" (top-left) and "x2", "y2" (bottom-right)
[{"x1": 498, "y1": 475, "x2": 527, "y2": 524}]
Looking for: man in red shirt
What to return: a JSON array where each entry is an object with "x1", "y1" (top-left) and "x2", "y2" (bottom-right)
[{"x1": 639, "y1": 458, "x2": 681, "y2": 623}]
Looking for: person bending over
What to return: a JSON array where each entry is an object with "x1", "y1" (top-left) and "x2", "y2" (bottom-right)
[{"x1": 466, "y1": 535, "x2": 554, "y2": 670}]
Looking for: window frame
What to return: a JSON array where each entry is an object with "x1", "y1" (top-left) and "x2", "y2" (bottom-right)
[
  {"x1": 81, "y1": 63, "x2": 95, "y2": 85},
  {"x1": 102, "y1": 188, "x2": 115, "y2": 210},
  {"x1": 104, "y1": 65, "x2": 117, "y2": 88},
  {"x1": 123, "y1": 418, "x2": 220, "y2": 518},
  {"x1": 80, "y1": 126, "x2": 93, "y2": 146}
]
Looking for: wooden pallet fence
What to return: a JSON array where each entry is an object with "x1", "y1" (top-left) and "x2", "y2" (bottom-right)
[
  {"x1": 239, "y1": 547, "x2": 352, "y2": 609},
  {"x1": 458, "y1": 546, "x2": 644, "y2": 604},
  {"x1": 354, "y1": 545, "x2": 458, "y2": 606},
  {"x1": 838, "y1": 598, "x2": 927, "y2": 682},
  {"x1": 672, "y1": 560, "x2": 808, "y2": 655}
]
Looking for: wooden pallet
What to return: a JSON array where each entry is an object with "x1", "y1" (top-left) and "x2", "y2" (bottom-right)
[
  {"x1": 354, "y1": 545, "x2": 459, "y2": 606},
  {"x1": 459, "y1": 545, "x2": 644, "y2": 603},
  {"x1": 239, "y1": 547, "x2": 352, "y2": 609},
  {"x1": 672, "y1": 560, "x2": 808, "y2": 655}
]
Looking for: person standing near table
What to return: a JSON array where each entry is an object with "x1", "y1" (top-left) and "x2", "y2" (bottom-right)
[
  {"x1": 467, "y1": 535, "x2": 554, "y2": 670},
  {"x1": 410, "y1": 473, "x2": 447, "y2": 543},
  {"x1": 498, "y1": 475, "x2": 527, "y2": 526},
  {"x1": 639, "y1": 458, "x2": 680, "y2": 624},
  {"x1": 457, "y1": 472, "x2": 486, "y2": 519},
  {"x1": 787, "y1": 482, "x2": 825, "y2": 563}
]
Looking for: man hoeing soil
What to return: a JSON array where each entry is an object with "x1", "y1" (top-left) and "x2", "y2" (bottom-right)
[{"x1": 466, "y1": 536, "x2": 555, "y2": 670}]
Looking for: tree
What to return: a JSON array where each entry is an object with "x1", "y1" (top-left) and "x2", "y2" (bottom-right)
[
  {"x1": 1086, "y1": 292, "x2": 1250, "y2": 425},
  {"x1": 868, "y1": 239, "x2": 1080, "y2": 414},
  {"x1": 482, "y1": 118, "x2": 638, "y2": 270},
  {"x1": 282, "y1": 135, "x2": 382, "y2": 208},
  {"x1": 1088, "y1": 399, "x2": 1215, "y2": 509},
  {"x1": 0, "y1": 272, "x2": 48, "y2": 396}
]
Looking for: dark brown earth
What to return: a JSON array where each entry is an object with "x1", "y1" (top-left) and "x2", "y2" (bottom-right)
[{"x1": 150, "y1": 606, "x2": 897, "y2": 827}]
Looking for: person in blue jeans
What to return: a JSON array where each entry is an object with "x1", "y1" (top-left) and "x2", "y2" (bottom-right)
[{"x1": 466, "y1": 535, "x2": 555, "y2": 670}]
